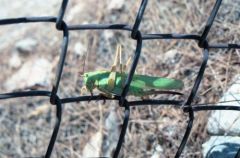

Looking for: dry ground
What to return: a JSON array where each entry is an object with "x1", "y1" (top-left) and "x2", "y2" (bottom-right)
[{"x1": 0, "y1": 0, "x2": 239, "y2": 158}]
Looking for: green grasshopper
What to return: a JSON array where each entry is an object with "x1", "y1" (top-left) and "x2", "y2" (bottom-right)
[{"x1": 81, "y1": 45, "x2": 184, "y2": 98}]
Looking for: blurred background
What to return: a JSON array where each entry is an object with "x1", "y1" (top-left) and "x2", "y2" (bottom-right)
[{"x1": 0, "y1": 0, "x2": 239, "y2": 157}]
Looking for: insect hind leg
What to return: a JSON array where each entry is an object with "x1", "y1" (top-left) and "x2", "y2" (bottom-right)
[
  {"x1": 108, "y1": 44, "x2": 121, "y2": 90},
  {"x1": 123, "y1": 56, "x2": 132, "y2": 72}
]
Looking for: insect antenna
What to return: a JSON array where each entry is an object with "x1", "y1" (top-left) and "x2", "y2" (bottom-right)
[
  {"x1": 79, "y1": 39, "x2": 92, "y2": 77},
  {"x1": 82, "y1": 54, "x2": 86, "y2": 76},
  {"x1": 78, "y1": 54, "x2": 86, "y2": 77}
]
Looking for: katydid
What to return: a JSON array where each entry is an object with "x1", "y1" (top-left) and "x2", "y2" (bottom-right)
[{"x1": 81, "y1": 45, "x2": 184, "y2": 98}]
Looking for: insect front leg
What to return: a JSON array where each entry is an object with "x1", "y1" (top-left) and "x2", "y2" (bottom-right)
[
  {"x1": 141, "y1": 95, "x2": 150, "y2": 100},
  {"x1": 87, "y1": 91, "x2": 94, "y2": 103},
  {"x1": 97, "y1": 92, "x2": 114, "y2": 104},
  {"x1": 80, "y1": 86, "x2": 87, "y2": 95},
  {"x1": 99, "y1": 92, "x2": 114, "y2": 98}
]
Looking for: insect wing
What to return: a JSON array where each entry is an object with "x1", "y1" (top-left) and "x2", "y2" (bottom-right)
[{"x1": 131, "y1": 74, "x2": 184, "y2": 90}]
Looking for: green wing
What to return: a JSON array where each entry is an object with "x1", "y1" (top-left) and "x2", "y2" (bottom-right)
[{"x1": 130, "y1": 74, "x2": 184, "y2": 90}]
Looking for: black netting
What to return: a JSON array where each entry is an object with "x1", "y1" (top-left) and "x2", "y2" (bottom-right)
[{"x1": 0, "y1": 0, "x2": 239, "y2": 158}]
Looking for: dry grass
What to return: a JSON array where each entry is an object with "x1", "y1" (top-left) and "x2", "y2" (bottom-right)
[{"x1": 0, "y1": 0, "x2": 239, "y2": 157}]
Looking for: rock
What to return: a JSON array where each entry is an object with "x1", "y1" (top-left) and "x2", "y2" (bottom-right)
[
  {"x1": 4, "y1": 58, "x2": 52, "y2": 91},
  {"x1": 151, "y1": 144, "x2": 164, "y2": 158},
  {"x1": 8, "y1": 53, "x2": 22, "y2": 68},
  {"x1": 163, "y1": 49, "x2": 182, "y2": 64},
  {"x1": 107, "y1": 0, "x2": 125, "y2": 11},
  {"x1": 82, "y1": 107, "x2": 120, "y2": 157},
  {"x1": 103, "y1": 107, "x2": 120, "y2": 157},
  {"x1": 66, "y1": 3, "x2": 85, "y2": 22},
  {"x1": 82, "y1": 131, "x2": 103, "y2": 157},
  {"x1": 103, "y1": 30, "x2": 114, "y2": 40},
  {"x1": 74, "y1": 42, "x2": 87, "y2": 56},
  {"x1": 202, "y1": 136, "x2": 240, "y2": 158},
  {"x1": 204, "y1": 76, "x2": 240, "y2": 157},
  {"x1": 15, "y1": 38, "x2": 38, "y2": 54},
  {"x1": 207, "y1": 75, "x2": 240, "y2": 135},
  {"x1": 27, "y1": 104, "x2": 50, "y2": 118}
]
